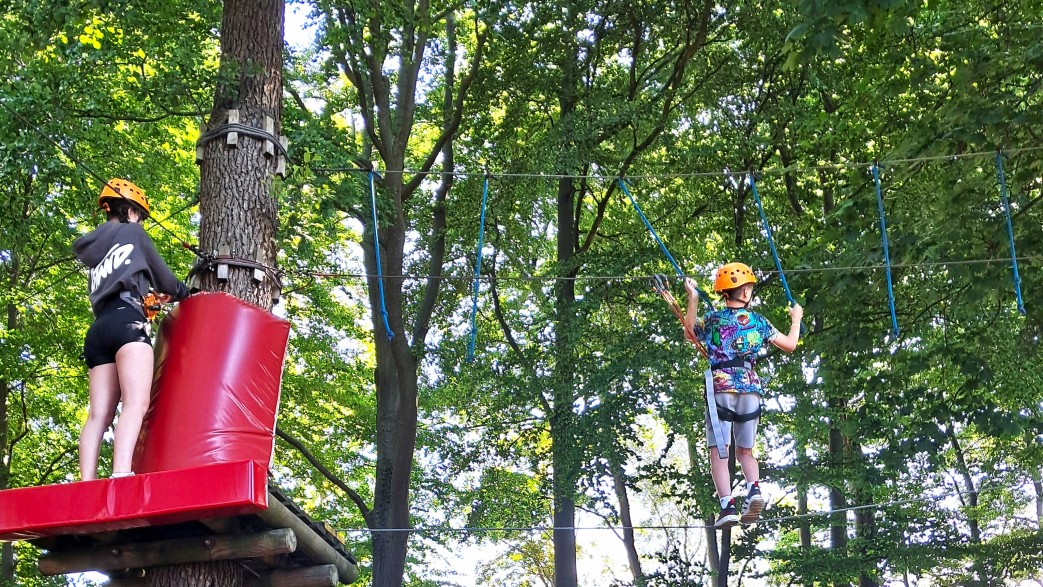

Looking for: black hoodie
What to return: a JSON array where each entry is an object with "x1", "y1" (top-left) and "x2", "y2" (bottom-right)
[{"x1": 73, "y1": 221, "x2": 189, "y2": 316}]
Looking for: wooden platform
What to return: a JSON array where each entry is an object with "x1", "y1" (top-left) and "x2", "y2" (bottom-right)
[{"x1": 0, "y1": 462, "x2": 358, "y2": 584}]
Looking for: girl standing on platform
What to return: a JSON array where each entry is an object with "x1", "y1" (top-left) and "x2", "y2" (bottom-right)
[{"x1": 73, "y1": 179, "x2": 188, "y2": 480}]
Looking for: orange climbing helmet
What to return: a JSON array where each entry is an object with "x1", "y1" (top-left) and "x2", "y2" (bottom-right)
[
  {"x1": 713, "y1": 262, "x2": 756, "y2": 292},
  {"x1": 98, "y1": 179, "x2": 149, "y2": 216}
]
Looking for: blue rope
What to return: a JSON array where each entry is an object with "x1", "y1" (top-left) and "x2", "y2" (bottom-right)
[
  {"x1": 995, "y1": 152, "x2": 1026, "y2": 314},
  {"x1": 871, "y1": 164, "x2": 900, "y2": 338},
  {"x1": 748, "y1": 174, "x2": 795, "y2": 305},
  {"x1": 369, "y1": 171, "x2": 394, "y2": 341},
  {"x1": 617, "y1": 178, "x2": 712, "y2": 307},
  {"x1": 466, "y1": 174, "x2": 490, "y2": 362}
]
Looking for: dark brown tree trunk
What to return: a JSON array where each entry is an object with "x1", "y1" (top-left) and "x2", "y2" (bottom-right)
[
  {"x1": 147, "y1": 561, "x2": 242, "y2": 587},
  {"x1": 552, "y1": 171, "x2": 579, "y2": 587},
  {"x1": 827, "y1": 420, "x2": 850, "y2": 587},
  {"x1": 851, "y1": 438, "x2": 878, "y2": 587},
  {"x1": 688, "y1": 438, "x2": 719, "y2": 572},
  {"x1": 716, "y1": 527, "x2": 731, "y2": 587},
  {"x1": 1, "y1": 267, "x2": 18, "y2": 583},
  {"x1": 550, "y1": 12, "x2": 581, "y2": 583},
  {"x1": 610, "y1": 462, "x2": 644, "y2": 585},
  {"x1": 320, "y1": 2, "x2": 484, "y2": 582},
  {"x1": 154, "y1": 0, "x2": 283, "y2": 585},
  {"x1": 196, "y1": 0, "x2": 284, "y2": 308},
  {"x1": 365, "y1": 177, "x2": 418, "y2": 586},
  {"x1": 0, "y1": 366, "x2": 10, "y2": 583}
]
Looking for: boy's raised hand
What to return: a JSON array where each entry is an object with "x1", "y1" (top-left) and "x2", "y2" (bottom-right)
[
  {"x1": 683, "y1": 276, "x2": 699, "y2": 299},
  {"x1": 789, "y1": 303, "x2": 804, "y2": 323}
]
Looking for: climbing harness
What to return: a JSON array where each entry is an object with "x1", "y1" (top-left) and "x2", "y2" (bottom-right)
[
  {"x1": 117, "y1": 290, "x2": 164, "y2": 322},
  {"x1": 994, "y1": 151, "x2": 1026, "y2": 314},
  {"x1": 648, "y1": 273, "x2": 738, "y2": 459},
  {"x1": 466, "y1": 173, "x2": 491, "y2": 362},
  {"x1": 871, "y1": 163, "x2": 900, "y2": 338},
  {"x1": 142, "y1": 292, "x2": 164, "y2": 321}
]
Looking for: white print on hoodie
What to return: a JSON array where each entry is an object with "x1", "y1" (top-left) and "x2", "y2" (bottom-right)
[{"x1": 89, "y1": 243, "x2": 135, "y2": 293}]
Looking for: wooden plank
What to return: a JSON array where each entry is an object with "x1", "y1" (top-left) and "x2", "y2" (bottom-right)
[
  {"x1": 255, "y1": 495, "x2": 358, "y2": 584},
  {"x1": 226, "y1": 109, "x2": 240, "y2": 147},
  {"x1": 263, "y1": 116, "x2": 275, "y2": 158},
  {"x1": 39, "y1": 528, "x2": 296, "y2": 576},
  {"x1": 244, "y1": 565, "x2": 338, "y2": 587}
]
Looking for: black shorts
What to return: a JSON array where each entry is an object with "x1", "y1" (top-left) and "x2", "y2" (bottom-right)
[{"x1": 83, "y1": 300, "x2": 151, "y2": 368}]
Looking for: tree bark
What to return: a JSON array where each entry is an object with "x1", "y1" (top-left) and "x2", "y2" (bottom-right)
[
  {"x1": 551, "y1": 170, "x2": 579, "y2": 587},
  {"x1": 946, "y1": 423, "x2": 990, "y2": 586},
  {"x1": 549, "y1": 10, "x2": 582, "y2": 584},
  {"x1": 196, "y1": 0, "x2": 285, "y2": 308},
  {"x1": 365, "y1": 205, "x2": 418, "y2": 586},
  {"x1": 852, "y1": 439, "x2": 878, "y2": 587},
  {"x1": 154, "y1": 0, "x2": 283, "y2": 585},
  {"x1": 147, "y1": 561, "x2": 242, "y2": 587}
]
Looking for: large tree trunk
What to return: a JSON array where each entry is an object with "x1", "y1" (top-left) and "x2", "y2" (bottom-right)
[
  {"x1": 366, "y1": 169, "x2": 419, "y2": 586},
  {"x1": 148, "y1": 561, "x2": 242, "y2": 587},
  {"x1": 153, "y1": 0, "x2": 283, "y2": 585},
  {"x1": 550, "y1": 13, "x2": 581, "y2": 583},
  {"x1": 830, "y1": 394, "x2": 846, "y2": 587},
  {"x1": 195, "y1": 0, "x2": 284, "y2": 308},
  {"x1": 322, "y1": 3, "x2": 479, "y2": 582},
  {"x1": 551, "y1": 172, "x2": 579, "y2": 587}
]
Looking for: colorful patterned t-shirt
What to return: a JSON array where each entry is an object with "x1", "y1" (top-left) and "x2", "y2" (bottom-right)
[{"x1": 694, "y1": 307, "x2": 780, "y2": 394}]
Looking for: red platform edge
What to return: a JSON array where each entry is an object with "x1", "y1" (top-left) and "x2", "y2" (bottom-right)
[{"x1": 0, "y1": 461, "x2": 268, "y2": 541}]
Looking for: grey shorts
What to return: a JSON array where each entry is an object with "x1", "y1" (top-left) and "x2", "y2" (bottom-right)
[{"x1": 705, "y1": 392, "x2": 761, "y2": 450}]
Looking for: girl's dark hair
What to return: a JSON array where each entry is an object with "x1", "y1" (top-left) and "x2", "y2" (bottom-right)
[{"x1": 105, "y1": 199, "x2": 147, "y2": 223}]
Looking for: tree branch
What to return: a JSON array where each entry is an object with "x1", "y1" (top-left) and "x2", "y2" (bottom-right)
[
  {"x1": 275, "y1": 426, "x2": 373, "y2": 524},
  {"x1": 403, "y1": 19, "x2": 489, "y2": 195}
]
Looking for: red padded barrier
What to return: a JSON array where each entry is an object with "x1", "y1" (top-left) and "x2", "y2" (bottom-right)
[
  {"x1": 0, "y1": 461, "x2": 268, "y2": 541},
  {"x1": 133, "y1": 292, "x2": 290, "y2": 473}
]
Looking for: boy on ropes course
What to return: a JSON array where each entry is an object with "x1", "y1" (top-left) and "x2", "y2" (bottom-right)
[
  {"x1": 73, "y1": 179, "x2": 189, "y2": 480},
  {"x1": 682, "y1": 263, "x2": 802, "y2": 529}
]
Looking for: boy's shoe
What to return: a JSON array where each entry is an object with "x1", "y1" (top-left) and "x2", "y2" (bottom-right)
[
  {"x1": 741, "y1": 484, "x2": 765, "y2": 524},
  {"x1": 715, "y1": 500, "x2": 739, "y2": 529}
]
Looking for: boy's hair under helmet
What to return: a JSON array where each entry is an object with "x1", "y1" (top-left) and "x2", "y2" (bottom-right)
[
  {"x1": 713, "y1": 262, "x2": 756, "y2": 292},
  {"x1": 98, "y1": 179, "x2": 149, "y2": 216}
]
